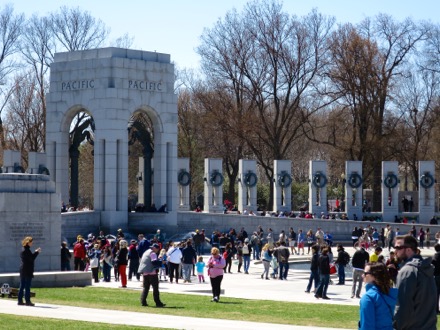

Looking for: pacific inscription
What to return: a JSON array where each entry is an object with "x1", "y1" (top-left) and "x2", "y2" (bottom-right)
[
  {"x1": 128, "y1": 80, "x2": 163, "y2": 91},
  {"x1": 61, "y1": 79, "x2": 95, "y2": 91}
]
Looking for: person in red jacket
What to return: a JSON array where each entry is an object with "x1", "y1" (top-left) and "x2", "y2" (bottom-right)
[{"x1": 73, "y1": 236, "x2": 86, "y2": 271}]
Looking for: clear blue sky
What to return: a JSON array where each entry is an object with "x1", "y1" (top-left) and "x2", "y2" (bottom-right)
[{"x1": 9, "y1": 0, "x2": 440, "y2": 70}]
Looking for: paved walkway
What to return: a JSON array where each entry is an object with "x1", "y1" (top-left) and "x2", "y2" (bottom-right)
[{"x1": 0, "y1": 246, "x2": 435, "y2": 329}]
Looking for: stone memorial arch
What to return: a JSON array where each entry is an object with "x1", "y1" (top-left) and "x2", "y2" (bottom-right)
[{"x1": 46, "y1": 48, "x2": 178, "y2": 231}]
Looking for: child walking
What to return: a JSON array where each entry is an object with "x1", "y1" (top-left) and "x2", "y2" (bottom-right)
[
  {"x1": 196, "y1": 256, "x2": 205, "y2": 283},
  {"x1": 158, "y1": 249, "x2": 167, "y2": 281}
]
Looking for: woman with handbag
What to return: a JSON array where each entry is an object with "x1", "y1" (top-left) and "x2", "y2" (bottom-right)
[
  {"x1": 207, "y1": 247, "x2": 226, "y2": 302},
  {"x1": 88, "y1": 243, "x2": 101, "y2": 283},
  {"x1": 359, "y1": 262, "x2": 397, "y2": 330}
]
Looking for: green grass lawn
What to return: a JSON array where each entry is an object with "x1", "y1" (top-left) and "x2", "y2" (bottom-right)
[
  {"x1": 29, "y1": 287, "x2": 359, "y2": 329},
  {"x1": 0, "y1": 314, "x2": 165, "y2": 330}
]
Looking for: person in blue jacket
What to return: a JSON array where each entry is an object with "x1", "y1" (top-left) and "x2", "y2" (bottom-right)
[{"x1": 359, "y1": 262, "x2": 397, "y2": 330}]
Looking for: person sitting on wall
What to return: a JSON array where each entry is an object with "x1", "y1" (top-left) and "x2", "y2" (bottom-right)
[
  {"x1": 135, "y1": 203, "x2": 145, "y2": 212},
  {"x1": 158, "y1": 203, "x2": 167, "y2": 213},
  {"x1": 149, "y1": 203, "x2": 157, "y2": 212}
]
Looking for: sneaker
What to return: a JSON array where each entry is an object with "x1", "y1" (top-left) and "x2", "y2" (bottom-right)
[
  {"x1": 322, "y1": 296, "x2": 331, "y2": 300},
  {"x1": 305, "y1": 290, "x2": 310, "y2": 293},
  {"x1": 25, "y1": 302, "x2": 35, "y2": 306},
  {"x1": 17, "y1": 301, "x2": 25, "y2": 306},
  {"x1": 214, "y1": 296, "x2": 219, "y2": 302},
  {"x1": 156, "y1": 303, "x2": 166, "y2": 308},
  {"x1": 141, "y1": 302, "x2": 148, "y2": 307}
]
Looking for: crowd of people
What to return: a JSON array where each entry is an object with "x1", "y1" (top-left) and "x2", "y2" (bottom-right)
[{"x1": 56, "y1": 223, "x2": 440, "y2": 328}]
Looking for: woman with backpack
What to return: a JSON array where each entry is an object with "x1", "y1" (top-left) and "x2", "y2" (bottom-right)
[{"x1": 242, "y1": 238, "x2": 252, "y2": 274}]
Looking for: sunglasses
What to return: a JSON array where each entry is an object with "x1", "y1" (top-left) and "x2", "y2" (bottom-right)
[
  {"x1": 363, "y1": 271, "x2": 372, "y2": 276},
  {"x1": 394, "y1": 245, "x2": 408, "y2": 250}
]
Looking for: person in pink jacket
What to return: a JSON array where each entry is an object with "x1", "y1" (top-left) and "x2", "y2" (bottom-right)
[{"x1": 207, "y1": 247, "x2": 226, "y2": 302}]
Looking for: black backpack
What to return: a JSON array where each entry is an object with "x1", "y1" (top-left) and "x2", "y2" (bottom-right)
[{"x1": 342, "y1": 251, "x2": 350, "y2": 265}]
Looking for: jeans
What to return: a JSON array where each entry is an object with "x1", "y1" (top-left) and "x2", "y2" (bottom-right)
[
  {"x1": 243, "y1": 255, "x2": 251, "y2": 273},
  {"x1": 195, "y1": 244, "x2": 202, "y2": 256},
  {"x1": 182, "y1": 263, "x2": 192, "y2": 281},
  {"x1": 306, "y1": 269, "x2": 319, "y2": 292},
  {"x1": 74, "y1": 257, "x2": 85, "y2": 271},
  {"x1": 61, "y1": 261, "x2": 71, "y2": 271},
  {"x1": 141, "y1": 274, "x2": 163, "y2": 306},
  {"x1": 253, "y1": 245, "x2": 260, "y2": 260},
  {"x1": 91, "y1": 267, "x2": 99, "y2": 283},
  {"x1": 103, "y1": 262, "x2": 112, "y2": 282},
  {"x1": 316, "y1": 274, "x2": 329, "y2": 297},
  {"x1": 128, "y1": 259, "x2": 140, "y2": 280},
  {"x1": 352, "y1": 269, "x2": 364, "y2": 297},
  {"x1": 18, "y1": 277, "x2": 32, "y2": 303},
  {"x1": 210, "y1": 275, "x2": 223, "y2": 299},
  {"x1": 279, "y1": 262, "x2": 289, "y2": 280},
  {"x1": 337, "y1": 264, "x2": 345, "y2": 284},
  {"x1": 262, "y1": 260, "x2": 270, "y2": 278}
]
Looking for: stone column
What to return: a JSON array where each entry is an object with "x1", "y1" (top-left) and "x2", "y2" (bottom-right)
[
  {"x1": 177, "y1": 158, "x2": 191, "y2": 211},
  {"x1": 204, "y1": 158, "x2": 223, "y2": 213},
  {"x1": 309, "y1": 160, "x2": 328, "y2": 216},
  {"x1": 238, "y1": 159, "x2": 258, "y2": 213},
  {"x1": 345, "y1": 161, "x2": 363, "y2": 220},
  {"x1": 273, "y1": 160, "x2": 292, "y2": 213},
  {"x1": 419, "y1": 161, "x2": 435, "y2": 223},
  {"x1": 2, "y1": 150, "x2": 22, "y2": 173},
  {"x1": 0, "y1": 173, "x2": 60, "y2": 273},
  {"x1": 382, "y1": 161, "x2": 399, "y2": 222},
  {"x1": 27, "y1": 152, "x2": 49, "y2": 175}
]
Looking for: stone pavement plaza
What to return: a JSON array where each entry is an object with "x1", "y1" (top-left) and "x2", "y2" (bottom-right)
[{"x1": 0, "y1": 246, "x2": 435, "y2": 329}]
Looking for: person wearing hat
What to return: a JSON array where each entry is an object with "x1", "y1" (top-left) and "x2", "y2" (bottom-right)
[
  {"x1": 128, "y1": 239, "x2": 140, "y2": 281},
  {"x1": 73, "y1": 236, "x2": 86, "y2": 271},
  {"x1": 138, "y1": 243, "x2": 166, "y2": 307}
]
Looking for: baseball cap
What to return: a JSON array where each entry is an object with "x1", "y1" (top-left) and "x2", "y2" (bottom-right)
[{"x1": 152, "y1": 243, "x2": 160, "y2": 249}]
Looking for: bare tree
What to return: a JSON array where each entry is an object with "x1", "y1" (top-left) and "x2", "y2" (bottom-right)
[
  {"x1": 305, "y1": 15, "x2": 428, "y2": 210},
  {"x1": 4, "y1": 73, "x2": 45, "y2": 167},
  {"x1": 197, "y1": 1, "x2": 335, "y2": 206},
  {"x1": 110, "y1": 33, "x2": 135, "y2": 49},
  {"x1": 0, "y1": 4, "x2": 24, "y2": 81},
  {"x1": 394, "y1": 68, "x2": 440, "y2": 189},
  {"x1": 50, "y1": 6, "x2": 109, "y2": 51},
  {"x1": 20, "y1": 15, "x2": 55, "y2": 149}
]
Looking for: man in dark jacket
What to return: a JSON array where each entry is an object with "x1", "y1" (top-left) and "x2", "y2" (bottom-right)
[
  {"x1": 305, "y1": 245, "x2": 319, "y2": 293},
  {"x1": 394, "y1": 235, "x2": 437, "y2": 330},
  {"x1": 181, "y1": 240, "x2": 197, "y2": 283},
  {"x1": 351, "y1": 246, "x2": 369, "y2": 298},
  {"x1": 193, "y1": 230, "x2": 203, "y2": 256},
  {"x1": 128, "y1": 240, "x2": 140, "y2": 281},
  {"x1": 276, "y1": 241, "x2": 290, "y2": 280},
  {"x1": 335, "y1": 244, "x2": 349, "y2": 285},
  {"x1": 432, "y1": 244, "x2": 440, "y2": 314}
]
